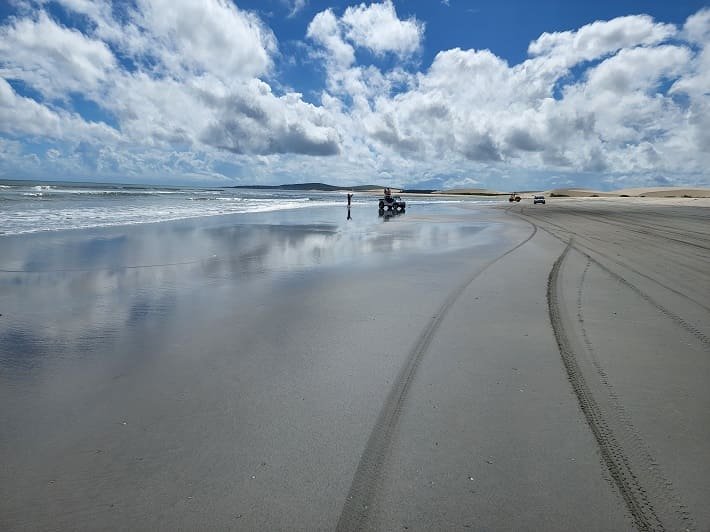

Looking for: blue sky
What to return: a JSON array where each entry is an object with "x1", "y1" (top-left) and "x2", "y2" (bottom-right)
[{"x1": 1, "y1": 1, "x2": 708, "y2": 190}]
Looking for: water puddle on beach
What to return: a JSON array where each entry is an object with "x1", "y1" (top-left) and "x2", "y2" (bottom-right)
[{"x1": 0, "y1": 205, "x2": 498, "y2": 378}]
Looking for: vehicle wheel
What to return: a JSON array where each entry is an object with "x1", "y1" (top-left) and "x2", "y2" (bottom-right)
[{"x1": 379, "y1": 200, "x2": 384, "y2": 209}]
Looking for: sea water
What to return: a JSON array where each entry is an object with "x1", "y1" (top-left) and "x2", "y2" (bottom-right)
[{"x1": 0, "y1": 180, "x2": 485, "y2": 235}]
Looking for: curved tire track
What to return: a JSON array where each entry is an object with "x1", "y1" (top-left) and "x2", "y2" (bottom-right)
[
  {"x1": 576, "y1": 260, "x2": 695, "y2": 531},
  {"x1": 511, "y1": 208, "x2": 710, "y2": 346},
  {"x1": 548, "y1": 242, "x2": 664, "y2": 531},
  {"x1": 570, "y1": 211, "x2": 710, "y2": 252},
  {"x1": 336, "y1": 223, "x2": 537, "y2": 531},
  {"x1": 519, "y1": 209, "x2": 710, "y2": 313},
  {"x1": 570, "y1": 242, "x2": 710, "y2": 348}
]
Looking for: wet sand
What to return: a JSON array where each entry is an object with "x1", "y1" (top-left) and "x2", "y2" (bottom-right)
[{"x1": 1, "y1": 199, "x2": 708, "y2": 530}]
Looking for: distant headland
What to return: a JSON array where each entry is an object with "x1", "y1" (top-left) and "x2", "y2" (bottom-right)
[
  {"x1": 227, "y1": 182, "x2": 503, "y2": 195},
  {"x1": 228, "y1": 183, "x2": 710, "y2": 198}
]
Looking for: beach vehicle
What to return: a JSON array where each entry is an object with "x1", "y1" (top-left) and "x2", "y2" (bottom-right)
[
  {"x1": 379, "y1": 192, "x2": 406, "y2": 216},
  {"x1": 533, "y1": 195, "x2": 546, "y2": 204},
  {"x1": 509, "y1": 192, "x2": 521, "y2": 202}
]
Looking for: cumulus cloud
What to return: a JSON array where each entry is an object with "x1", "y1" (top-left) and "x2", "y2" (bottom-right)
[
  {"x1": 682, "y1": 7, "x2": 710, "y2": 44},
  {"x1": 0, "y1": 2, "x2": 709, "y2": 188},
  {"x1": 0, "y1": 0, "x2": 342, "y2": 161},
  {"x1": 307, "y1": 9, "x2": 356, "y2": 69},
  {"x1": 201, "y1": 80, "x2": 341, "y2": 156},
  {"x1": 0, "y1": 11, "x2": 117, "y2": 99},
  {"x1": 131, "y1": 0, "x2": 277, "y2": 81},
  {"x1": 0, "y1": 78, "x2": 119, "y2": 142},
  {"x1": 306, "y1": 2, "x2": 422, "y2": 111},
  {"x1": 584, "y1": 45, "x2": 690, "y2": 95},
  {"x1": 308, "y1": 1, "x2": 423, "y2": 64},
  {"x1": 528, "y1": 14, "x2": 676, "y2": 64},
  {"x1": 341, "y1": 1, "x2": 423, "y2": 57},
  {"x1": 43, "y1": 0, "x2": 277, "y2": 82},
  {"x1": 338, "y1": 10, "x2": 707, "y2": 183}
]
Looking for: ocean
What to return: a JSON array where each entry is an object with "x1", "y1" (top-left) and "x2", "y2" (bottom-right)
[{"x1": 0, "y1": 180, "x2": 489, "y2": 235}]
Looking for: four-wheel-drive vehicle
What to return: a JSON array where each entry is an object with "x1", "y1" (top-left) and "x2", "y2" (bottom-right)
[
  {"x1": 533, "y1": 195, "x2": 546, "y2": 204},
  {"x1": 379, "y1": 194, "x2": 406, "y2": 216}
]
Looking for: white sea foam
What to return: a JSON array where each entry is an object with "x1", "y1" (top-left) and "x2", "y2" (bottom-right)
[{"x1": 0, "y1": 196, "x2": 343, "y2": 234}]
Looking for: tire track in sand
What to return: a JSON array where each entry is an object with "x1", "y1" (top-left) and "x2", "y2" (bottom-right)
[
  {"x1": 512, "y1": 208, "x2": 710, "y2": 346},
  {"x1": 575, "y1": 260, "x2": 695, "y2": 531},
  {"x1": 516, "y1": 208, "x2": 710, "y2": 313},
  {"x1": 336, "y1": 223, "x2": 537, "y2": 531},
  {"x1": 548, "y1": 242, "x2": 664, "y2": 531}
]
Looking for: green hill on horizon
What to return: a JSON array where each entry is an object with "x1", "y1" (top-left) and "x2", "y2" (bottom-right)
[{"x1": 229, "y1": 183, "x2": 384, "y2": 192}]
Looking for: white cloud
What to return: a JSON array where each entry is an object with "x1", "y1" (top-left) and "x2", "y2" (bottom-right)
[
  {"x1": 0, "y1": 11, "x2": 117, "y2": 99},
  {"x1": 43, "y1": 0, "x2": 276, "y2": 83},
  {"x1": 0, "y1": 3, "x2": 709, "y2": 188},
  {"x1": 673, "y1": 10, "x2": 710, "y2": 99},
  {"x1": 285, "y1": 0, "x2": 307, "y2": 18},
  {"x1": 307, "y1": 9, "x2": 355, "y2": 69},
  {"x1": 307, "y1": 3, "x2": 423, "y2": 80},
  {"x1": 0, "y1": 78, "x2": 119, "y2": 142},
  {"x1": 528, "y1": 14, "x2": 676, "y2": 64},
  {"x1": 200, "y1": 80, "x2": 341, "y2": 156},
  {"x1": 683, "y1": 7, "x2": 710, "y2": 44},
  {"x1": 584, "y1": 44, "x2": 690, "y2": 95},
  {"x1": 341, "y1": 1, "x2": 424, "y2": 57},
  {"x1": 1, "y1": 0, "x2": 342, "y2": 162},
  {"x1": 349, "y1": 19, "x2": 707, "y2": 181},
  {"x1": 131, "y1": 0, "x2": 277, "y2": 81}
]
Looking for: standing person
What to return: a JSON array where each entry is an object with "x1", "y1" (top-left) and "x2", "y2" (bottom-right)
[{"x1": 347, "y1": 193, "x2": 352, "y2": 206}]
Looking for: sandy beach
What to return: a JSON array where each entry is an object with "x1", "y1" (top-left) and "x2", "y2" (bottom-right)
[{"x1": 1, "y1": 198, "x2": 708, "y2": 530}]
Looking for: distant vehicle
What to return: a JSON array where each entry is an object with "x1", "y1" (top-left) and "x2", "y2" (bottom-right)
[
  {"x1": 533, "y1": 195, "x2": 546, "y2": 204},
  {"x1": 509, "y1": 192, "x2": 521, "y2": 202},
  {"x1": 378, "y1": 194, "x2": 406, "y2": 216}
]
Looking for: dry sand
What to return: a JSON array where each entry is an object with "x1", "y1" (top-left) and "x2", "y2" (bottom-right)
[
  {"x1": 435, "y1": 185, "x2": 710, "y2": 200},
  {"x1": 1, "y1": 199, "x2": 708, "y2": 530},
  {"x1": 545, "y1": 186, "x2": 710, "y2": 199}
]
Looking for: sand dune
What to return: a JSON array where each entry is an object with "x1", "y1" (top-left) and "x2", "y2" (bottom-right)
[
  {"x1": 433, "y1": 188, "x2": 506, "y2": 195},
  {"x1": 546, "y1": 186, "x2": 710, "y2": 198},
  {"x1": 433, "y1": 186, "x2": 710, "y2": 199}
]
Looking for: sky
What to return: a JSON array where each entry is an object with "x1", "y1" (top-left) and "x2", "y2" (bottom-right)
[{"x1": 0, "y1": 1, "x2": 709, "y2": 190}]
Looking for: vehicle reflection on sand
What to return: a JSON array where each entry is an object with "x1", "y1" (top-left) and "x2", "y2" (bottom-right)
[
  {"x1": 0, "y1": 207, "x2": 495, "y2": 376},
  {"x1": 1, "y1": 205, "x2": 493, "y2": 276}
]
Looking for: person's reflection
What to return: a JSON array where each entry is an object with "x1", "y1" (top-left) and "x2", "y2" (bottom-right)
[{"x1": 347, "y1": 206, "x2": 352, "y2": 220}]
